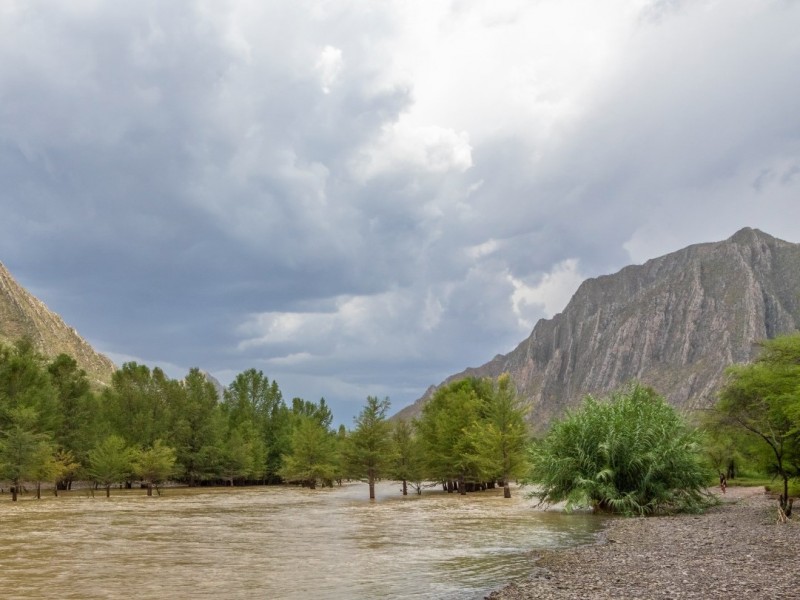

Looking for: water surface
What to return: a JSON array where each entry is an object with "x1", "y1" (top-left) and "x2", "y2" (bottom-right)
[{"x1": 0, "y1": 483, "x2": 604, "y2": 599}]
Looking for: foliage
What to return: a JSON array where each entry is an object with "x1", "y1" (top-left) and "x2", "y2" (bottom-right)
[
  {"x1": 528, "y1": 383, "x2": 711, "y2": 515},
  {"x1": 0, "y1": 406, "x2": 50, "y2": 500},
  {"x1": 279, "y1": 413, "x2": 337, "y2": 488},
  {"x1": 467, "y1": 373, "x2": 530, "y2": 497},
  {"x1": 415, "y1": 378, "x2": 486, "y2": 492},
  {"x1": 132, "y1": 440, "x2": 177, "y2": 495},
  {"x1": 389, "y1": 419, "x2": 425, "y2": 495},
  {"x1": 171, "y1": 368, "x2": 224, "y2": 485},
  {"x1": 714, "y1": 333, "x2": 800, "y2": 511},
  {"x1": 86, "y1": 435, "x2": 134, "y2": 497},
  {"x1": 223, "y1": 369, "x2": 291, "y2": 481},
  {"x1": 344, "y1": 396, "x2": 393, "y2": 499}
]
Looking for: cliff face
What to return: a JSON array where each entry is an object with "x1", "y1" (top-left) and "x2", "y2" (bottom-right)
[
  {"x1": 396, "y1": 228, "x2": 800, "y2": 429},
  {"x1": 0, "y1": 262, "x2": 116, "y2": 386}
]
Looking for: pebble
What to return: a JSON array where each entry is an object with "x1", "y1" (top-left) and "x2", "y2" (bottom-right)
[{"x1": 485, "y1": 487, "x2": 799, "y2": 599}]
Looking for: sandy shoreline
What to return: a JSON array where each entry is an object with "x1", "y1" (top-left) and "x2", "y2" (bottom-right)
[{"x1": 486, "y1": 487, "x2": 799, "y2": 599}]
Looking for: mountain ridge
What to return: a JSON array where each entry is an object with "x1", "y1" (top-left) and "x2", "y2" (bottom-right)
[
  {"x1": 395, "y1": 228, "x2": 800, "y2": 429},
  {"x1": 0, "y1": 261, "x2": 117, "y2": 386}
]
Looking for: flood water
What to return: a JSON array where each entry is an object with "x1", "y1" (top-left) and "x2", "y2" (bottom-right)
[{"x1": 0, "y1": 482, "x2": 604, "y2": 599}]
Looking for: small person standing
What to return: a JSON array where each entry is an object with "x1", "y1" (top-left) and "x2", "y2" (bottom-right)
[{"x1": 719, "y1": 473, "x2": 727, "y2": 494}]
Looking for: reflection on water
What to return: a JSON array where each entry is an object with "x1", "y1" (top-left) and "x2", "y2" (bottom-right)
[{"x1": 0, "y1": 482, "x2": 604, "y2": 599}]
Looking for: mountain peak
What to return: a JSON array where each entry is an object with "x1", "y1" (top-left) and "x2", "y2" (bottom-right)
[
  {"x1": 397, "y1": 229, "x2": 800, "y2": 429},
  {"x1": 727, "y1": 227, "x2": 779, "y2": 245}
]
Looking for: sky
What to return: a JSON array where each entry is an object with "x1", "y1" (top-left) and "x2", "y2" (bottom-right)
[{"x1": 1, "y1": 0, "x2": 799, "y2": 425}]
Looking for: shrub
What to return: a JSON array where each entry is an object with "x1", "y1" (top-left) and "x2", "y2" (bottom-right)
[{"x1": 528, "y1": 383, "x2": 711, "y2": 515}]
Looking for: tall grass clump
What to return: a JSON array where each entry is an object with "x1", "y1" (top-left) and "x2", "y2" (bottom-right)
[{"x1": 528, "y1": 383, "x2": 711, "y2": 515}]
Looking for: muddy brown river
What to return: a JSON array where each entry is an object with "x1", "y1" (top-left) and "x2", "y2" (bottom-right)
[{"x1": 0, "y1": 482, "x2": 603, "y2": 599}]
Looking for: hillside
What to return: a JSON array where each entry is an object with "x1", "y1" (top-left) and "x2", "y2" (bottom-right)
[
  {"x1": 0, "y1": 261, "x2": 116, "y2": 386},
  {"x1": 396, "y1": 228, "x2": 800, "y2": 429}
]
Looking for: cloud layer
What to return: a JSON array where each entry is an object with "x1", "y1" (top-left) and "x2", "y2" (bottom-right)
[{"x1": 2, "y1": 0, "x2": 799, "y2": 423}]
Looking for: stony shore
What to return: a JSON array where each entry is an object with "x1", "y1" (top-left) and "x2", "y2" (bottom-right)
[{"x1": 486, "y1": 487, "x2": 799, "y2": 599}]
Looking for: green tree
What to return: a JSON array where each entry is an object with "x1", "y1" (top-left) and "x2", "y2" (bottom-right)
[
  {"x1": 86, "y1": 435, "x2": 133, "y2": 497},
  {"x1": 416, "y1": 379, "x2": 485, "y2": 494},
  {"x1": 220, "y1": 422, "x2": 261, "y2": 485},
  {"x1": 132, "y1": 440, "x2": 177, "y2": 496},
  {"x1": 469, "y1": 373, "x2": 529, "y2": 498},
  {"x1": 101, "y1": 363, "x2": 172, "y2": 449},
  {"x1": 390, "y1": 419, "x2": 425, "y2": 495},
  {"x1": 0, "y1": 407, "x2": 50, "y2": 501},
  {"x1": 171, "y1": 369, "x2": 224, "y2": 485},
  {"x1": 344, "y1": 396, "x2": 393, "y2": 500},
  {"x1": 47, "y1": 354, "x2": 99, "y2": 487},
  {"x1": 223, "y1": 369, "x2": 291, "y2": 482},
  {"x1": 528, "y1": 383, "x2": 710, "y2": 515},
  {"x1": 715, "y1": 334, "x2": 800, "y2": 513},
  {"x1": 0, "y1": 340, "x2": 59, "y2": 435},
  {"x1": 279, "y1": 414, "x2": 337, "y2": 489}
]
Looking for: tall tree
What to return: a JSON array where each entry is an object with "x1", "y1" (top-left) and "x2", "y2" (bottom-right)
[
  {"x1": 715, "y1": 333, "x2": 800, "y2": 513},
  {"x1": 469, "y1": 373, "x2": 529, "y2": 498},
  {"x1": 416, "y1": 379, "x2": 484, "y2": 494},
  {"x1": 345, "y1": 396, "x2": 393, "y2": 500},
  {"x1": 390, "y1": 419, "x2": 424, "y2": 496},
  {"x1": 0, "y1": 340, "x2": 59, "y2": 435},
  {"x1": 102, "y1": 363, "x2": 171, "y2": 449},
  {"x1": 0, "y1": 406, "x2": 50, "y2": 501},
  {"x1": 47, "y1": 354, "x2": 98, "y2": 487},
  {"x1": 224, "y1": 369, "x2": 290, "y2": 481},
  {"x1": 171, "y1": 369, "x2": 224, "y2": 486},
  {"x1": 279, "y1": 414, "x2": 337, "y2": 489}
]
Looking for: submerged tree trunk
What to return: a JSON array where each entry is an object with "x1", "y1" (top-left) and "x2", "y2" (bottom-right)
[
  {"x1": 459, "y1": 474, "x2": 466, "y2": 496},
  {"x1": 11, "y1": 485, "x2": 18, "y2": 502},
  {"x1": 36, "y1": 482, "x2": 41, "y2": 499},
  {"x1": 106, "y1": 485, "x2": 111, "y2": 498},
  {"x1": 402, "y1": 479, "x2": 408, "y2": 496},
  {"x1": 369, "y1": 478, "x2": 376, "y2": 500},
  {"x1": 146, "y1": 482, "x2": 153, "y2": 497}
]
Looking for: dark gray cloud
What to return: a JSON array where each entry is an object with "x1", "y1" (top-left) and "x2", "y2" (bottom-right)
[{"x1": 1, "y1": 0, "x2": 799, "y2": 423}]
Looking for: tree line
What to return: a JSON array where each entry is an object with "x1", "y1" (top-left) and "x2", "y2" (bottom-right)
[
  {"x1": 2, "y1": 333, "x2": 798, "y2": 512},
  {"x1": 0, "y1": 339, "x2": 529, "y2": 501}
]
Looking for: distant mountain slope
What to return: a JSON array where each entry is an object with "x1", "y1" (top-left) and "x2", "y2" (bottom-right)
[
  {"x1": 396, "y1": 228, "x2": 800, "y2": 430},
  {"x1": 0, "y1": 261, "x2": 116, "y2": 386}
]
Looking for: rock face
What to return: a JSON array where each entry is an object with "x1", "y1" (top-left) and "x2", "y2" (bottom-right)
[
  {"x1": 396, "y1": 228, "x2": 800, "y2": 430},
  {"x1": 0, "y1": 261, "x2": 117, "y2": 386}
]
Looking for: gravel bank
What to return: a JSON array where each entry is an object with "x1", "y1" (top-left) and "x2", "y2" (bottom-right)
[{"x1": 486, "y1": 487, "x2": 799, "y2": 599}]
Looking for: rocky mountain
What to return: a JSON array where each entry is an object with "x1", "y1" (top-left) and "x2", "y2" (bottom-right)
[
  {"x1": 396, "y1": 228, "x2": 800, "y2": 430},
  {"x1": 0, "y1": 261, "x2": 117, "y2": 386}
]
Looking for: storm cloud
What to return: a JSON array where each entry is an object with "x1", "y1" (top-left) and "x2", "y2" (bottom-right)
[{"x1": 2, "y1": 0, "x2": 799, "y2": 423}]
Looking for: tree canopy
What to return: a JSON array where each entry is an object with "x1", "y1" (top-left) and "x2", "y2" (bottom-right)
[{"x1": 715, "y1": 333, "x2": 800, "y2": 513}]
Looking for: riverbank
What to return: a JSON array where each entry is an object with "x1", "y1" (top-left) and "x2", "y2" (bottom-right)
[{"x1": 486, "y1": 487, "x2": 799, "y2": 599}]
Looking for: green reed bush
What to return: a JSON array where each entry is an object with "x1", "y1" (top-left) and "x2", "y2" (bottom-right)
[{"x1": 528, "y1": 383, "x2": 711, "y2": 515}]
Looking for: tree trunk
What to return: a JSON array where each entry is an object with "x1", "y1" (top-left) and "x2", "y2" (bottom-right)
[
  {"x1": 36, "y1": 482, "x2": 41, "y2": 499},
  {"x1": 369, "y1": 477, "x2": 375, "y2": 500},
  {"x1": 782, "y1": 475, "x2": 789, "y2": 512},
  {"x1": 146, "y1": 482, "x2": 153, "y2": 497},
  {"x1": 402, "y1": 479, "x2": 408, "y2": 496},
  {"x1": 106, "y1": 485, "x2": 111, "y2": 498},
  {"x1": 459, "y1": 474, "x2": 466, "y2": 496},
  {"x1": 11, "y1": 485, "x2": 17, "y2": 502}
]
